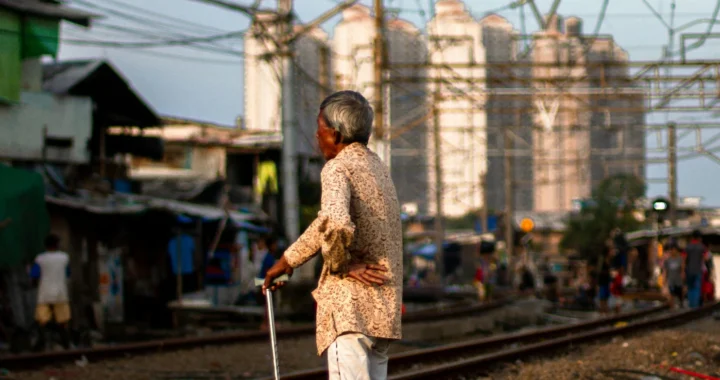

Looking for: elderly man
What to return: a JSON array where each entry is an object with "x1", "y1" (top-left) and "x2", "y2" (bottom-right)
[{"x1": 264, "y1": 91, "x2": 402, "y2": 380}]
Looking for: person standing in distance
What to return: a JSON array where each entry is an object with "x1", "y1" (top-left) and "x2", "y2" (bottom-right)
[
  {"x1": 31, "y1": 234, "x2": 71, "y2": 349},
  {"x1": 685, "y1": 230, "x2": 707, "y2": 308},
  {"x1": 662, "y1": 242, "x2": 685, "y2": 308},
  {"x1": 264, "y1": 91, "x2": 403, "y2": 380}
]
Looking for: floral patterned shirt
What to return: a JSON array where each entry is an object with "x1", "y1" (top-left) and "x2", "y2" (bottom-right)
[{"x1": 284, "y1": 142, "x2": 403, "y2": 355}]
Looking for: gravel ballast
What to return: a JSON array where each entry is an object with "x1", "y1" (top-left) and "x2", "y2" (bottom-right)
[{"x1": 494, "y1": 316, "x2": 720, "y2": 379}]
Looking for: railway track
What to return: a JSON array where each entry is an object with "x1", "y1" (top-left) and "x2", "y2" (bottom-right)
[
  {"x1": 0, "y1": 297, "x2": 511, "y2": 370},
  {"x1": 268, "y1": 302, "x2": 720, "y2": 380}
]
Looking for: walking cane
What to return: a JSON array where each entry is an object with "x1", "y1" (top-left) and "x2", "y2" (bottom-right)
[{"x1": 256, "y1": 274, "x2": 289, "y2": 380}]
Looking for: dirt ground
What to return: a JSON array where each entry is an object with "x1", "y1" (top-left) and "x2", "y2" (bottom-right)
[{"x1": 493, "y1": 316, "x2": 720, "y2": 380}]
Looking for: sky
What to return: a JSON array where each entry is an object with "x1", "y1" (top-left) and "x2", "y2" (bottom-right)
[{"x1": 58, "y1": 0, "x2": 720, "y2": 205}]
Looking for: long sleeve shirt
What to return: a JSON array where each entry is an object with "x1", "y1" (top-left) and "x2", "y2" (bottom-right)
[{"x1": 283, "y1": 143, "x2": 403, "y2": 355}]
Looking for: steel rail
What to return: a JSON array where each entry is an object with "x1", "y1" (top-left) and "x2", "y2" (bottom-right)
[
  {"x1": 0, "y1": 298, "x2": 510, "y2": 370},
  {"x1": 271, "y1": 303, "x2": 674, "y2": 380},
  {"x1": 390, "y1": 302, "x2": 720, "y2": 380}
]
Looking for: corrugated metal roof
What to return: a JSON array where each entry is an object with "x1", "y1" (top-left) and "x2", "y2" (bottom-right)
[
  {"x1": 46, "y1": 194, "x2": 268, "y2": 222},
  {"x1": 626, "y1": 225, "x2": 720, "y2": 241},
  {"x1": 42, "y1": 60, "x2": 160, "y2": 127},
  {"x1": 42, "y1": 60, "x2": 104, "y2": 94},
  {"x1": 0, "y1": 0, "x2": 99, "y2": 26}
]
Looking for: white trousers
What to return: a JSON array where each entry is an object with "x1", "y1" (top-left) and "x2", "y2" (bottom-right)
[{"x1": 327, "y1": 333, "x2": 391, "y2": 380}]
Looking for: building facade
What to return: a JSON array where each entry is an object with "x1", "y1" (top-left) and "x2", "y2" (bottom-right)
[
  {"x1": 426, "y1": 0, "x2": 487, "y2": 218},
  {"x1": 0, "y1": 3, "x2": 95, "y2": 165},
  {"x1": 480, "y1": 13, "x2": 534, "y2": 214},
  {"x1": 333, "y1": 5, "x2": 430, "y2": 214},
  {"x1": 241, "y1": 1, "x2": 646, "y2": 220},
  {"x1": 531, "y1": 15, "x2": 645, "y2": 212}
]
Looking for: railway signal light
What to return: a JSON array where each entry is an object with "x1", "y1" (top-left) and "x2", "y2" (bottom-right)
[{"x1": 652, "y1": 197, "x2": 671, "y2": 224}]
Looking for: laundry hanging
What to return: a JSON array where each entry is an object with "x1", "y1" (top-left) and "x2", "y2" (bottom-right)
[{"x1": 255, "y1": 161, "x2": 278, "y2": 196}]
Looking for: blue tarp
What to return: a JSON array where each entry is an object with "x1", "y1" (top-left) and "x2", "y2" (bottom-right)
[
  {"x1": 168, "y1": 234, "x2": 195, "y2": 274},
  {"x1": 474, "y1": 215, "x2": 498, "y2": 233},
  {"x1": 411, "y1": 242, "x2": 459, "y2": 259}
]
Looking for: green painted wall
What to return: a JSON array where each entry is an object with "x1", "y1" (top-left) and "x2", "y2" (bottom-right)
[
  {"x1": 0, "y1": 10, "x2": 60, "y2": 103},
  {"x1": 0, "y1": 8, "x2": 21, "y2": 103}
]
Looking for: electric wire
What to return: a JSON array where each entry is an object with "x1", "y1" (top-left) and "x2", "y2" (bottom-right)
[
  {"x1": 61, "y1": 30, "x2": 245, "y2": 49},
  {"x1": 71, "y1": 0, "x2": 227, "y2": 37},
  {"x1": 68, "y1": 0, "x2": 245, "y2": 56},
  {"x1": 63, "y1": 31, "x2": 244, "y2": 64},
  {"x1": 92, "y1": 0, "x2": 227, "y2": 34}
]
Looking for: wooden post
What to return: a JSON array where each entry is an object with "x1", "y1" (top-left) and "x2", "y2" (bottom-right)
[
  {"x1": 319, "y1": 45, "x2": 330, "y2": 101},
  {"x1": 175, "y1": 231, "x2": 183, "y2": 306},
  {"x1": 432, "y1": 91, "x2": 444, "y2": 285},
  {"x1": 667, "y1": 122, "x2": 677, "y2": 226},
  {"x1": 99, "y1": 126, "x2": 106, "y2": 178},
  {"x1": 504, "y1": 114, "x2": 515, "y2": 274},
  {"x1": 373, "y1": 0, "x2": 389, "y2": 164},
  {"x1": 196, "y1": 219, "x2": 204, "y2": 290},
  {"x1": 479, "y1": 173, "x2": 488, "y2": 234}
]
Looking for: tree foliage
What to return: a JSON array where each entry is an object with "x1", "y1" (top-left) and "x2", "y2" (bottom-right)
[{"x1": 560, "y1": 174, "x2": 646, "y2": 258}]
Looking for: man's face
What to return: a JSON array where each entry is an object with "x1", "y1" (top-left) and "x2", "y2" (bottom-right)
[{"x1": 316, "y1": 110, "x2": 339, "y2": 160}]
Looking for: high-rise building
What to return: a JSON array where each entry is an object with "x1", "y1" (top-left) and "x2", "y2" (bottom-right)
[
  {"x1": 333, "y1": 5, "x2": 430, "y2": 214},
  {"x1": 531, "y1": 15, "x2": 645, "y2": 212},
  {"x1": 480, "y1": 13, "x2": 534, "y2": 213},
  {"x1": 426, "y1": 0, "x2": 487, "y2": 218},
  {"x1": 426, "y1": 1, "x2": 531, "y2": 218}
]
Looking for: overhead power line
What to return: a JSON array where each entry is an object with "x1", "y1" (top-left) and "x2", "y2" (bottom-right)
[
  {"x1": 188, "y1": 0, "x2": 274, "y2": 16},
  {"x1": 89, "y1": 0, "x2": 227, "y2": 34},
  {"x1": 71, "y1": 0, "x2": 229, "y2": 36},
  {"x1": 65, "y1": 0, "x2": 249, "y2": 57},
  {"x1": 81, "y1": 23, "x2": 247, "y2": 56},
  {"x1": 62, "y1": 32, "x2": 244, "y2": 64},
  {"x1": 69, "y1": 0, "x2": 248, "y2": 54},
  {"x1": 61, "y1": 30, "x2": 246, "y2": 54}
]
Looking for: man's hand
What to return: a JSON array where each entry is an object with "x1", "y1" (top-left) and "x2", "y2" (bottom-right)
[
  {"x1": 263, "y1": 256, "x2": 293, "y2": 294},
  {"x1": 347, "y1": 263, "x2": 388, "y2": 286}
]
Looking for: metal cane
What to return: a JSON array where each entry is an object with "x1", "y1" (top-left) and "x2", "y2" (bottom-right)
[{"x1": 256, "y1": 274, "x2": 289, "y2": 380}]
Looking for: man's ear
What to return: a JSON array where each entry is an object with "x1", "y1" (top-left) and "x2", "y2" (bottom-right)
[{"x1": 334, "y1": 129, "x2": 343, "y2": 145}]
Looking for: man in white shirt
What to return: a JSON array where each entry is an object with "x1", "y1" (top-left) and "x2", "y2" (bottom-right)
[{"x1": 31, "y1": 234, "x2": 71, "y2": 349}]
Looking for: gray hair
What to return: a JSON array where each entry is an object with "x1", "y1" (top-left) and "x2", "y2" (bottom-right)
[{"x1": 319, "y1": 91, "x2": 374, "y2": 145}]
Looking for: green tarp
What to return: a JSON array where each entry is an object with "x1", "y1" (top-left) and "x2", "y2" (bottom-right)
[
  {"x1": 0, "y1": 165, "x2": 50, "y2": 268},
  {"x1": 21, "y1": 16, "x2": 59, "y2": 59}
]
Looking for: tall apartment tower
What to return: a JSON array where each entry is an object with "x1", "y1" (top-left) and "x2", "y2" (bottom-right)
[
  {"x1": 479, "y1": 13, "x2": 533, "y2": 213},
  {"x1": 244, "y1": 13, "x2": 332, "y2": 167},
  {"x1": 426, "y1": 0, "x2": 487, "y2": 218},
  {"x1": 333, "y1": 5, "x2": 430, "y2": 214},
  {"x1": 531, "y1": 15, "x2": 645, "y2": 212}
]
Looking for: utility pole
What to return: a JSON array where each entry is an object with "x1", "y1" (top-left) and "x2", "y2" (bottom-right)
[
  {"x1": 504, "y1": 118, "x2": 515, "y2": 265},
  {"x1": 479, "y1": 173, "x2": 488, "y2": 234},
  {"x1": 667, "y1": 121, "x2": 678, "y2": 226},
  {"x1": 319, "y1": 45, "x2": 330, "y2": 101},
  {"x1": 278, "y1": 0, "x2": 300, "y2": 254},
  {"x1": 432, "y1": 91, "x2": 445, "y2": 286},
  {"x1": 373, "y1": 0, "x2": 390, "y2": 165}
]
